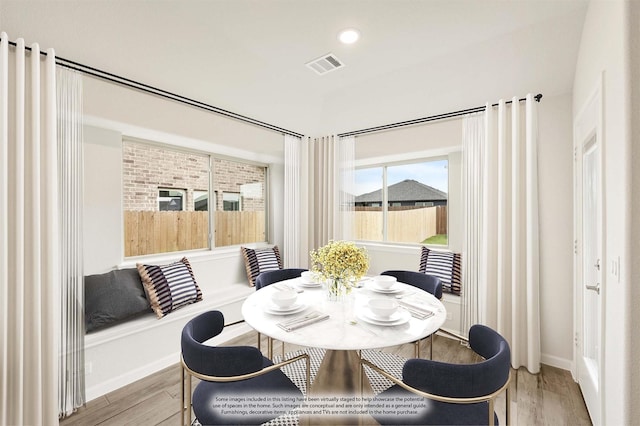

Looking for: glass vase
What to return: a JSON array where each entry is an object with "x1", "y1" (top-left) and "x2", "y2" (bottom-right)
[{"x1": 326, "y1": 278, "x2": 351, "y2": 302}]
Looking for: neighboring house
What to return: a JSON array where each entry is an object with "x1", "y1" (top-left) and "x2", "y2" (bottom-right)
[
  {"x1": 355, "y1": 179, "x2": 447, "y2": 208},
  {"x1": 122, "y1": 141, "x2": 266, "y2": 213}
]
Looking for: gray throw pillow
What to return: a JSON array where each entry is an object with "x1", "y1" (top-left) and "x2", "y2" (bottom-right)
[{"x1": 85, "y1": 268, "x2": 152, "y2": 332}]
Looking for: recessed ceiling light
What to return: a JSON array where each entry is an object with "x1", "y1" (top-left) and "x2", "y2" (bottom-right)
[{"x1": 338, "y1": 29, "x2": 360, "y2": 44}]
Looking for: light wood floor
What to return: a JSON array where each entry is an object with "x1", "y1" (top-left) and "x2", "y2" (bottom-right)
[{"x1": 60, "y1": 329, "x2": 592, "y2": 426}]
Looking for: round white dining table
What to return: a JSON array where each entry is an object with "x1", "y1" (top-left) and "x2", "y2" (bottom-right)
[
  {"x1": 242, "y1": 277, "x2": 446, "y2": 351},
  {"x1": 242, "y1": 277, "x2": 446, "y2": 425}
]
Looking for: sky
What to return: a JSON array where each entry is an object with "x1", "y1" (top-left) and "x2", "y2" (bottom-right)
[{"x1": 354, "y1": 159, "x2": 449, "y2": 196}]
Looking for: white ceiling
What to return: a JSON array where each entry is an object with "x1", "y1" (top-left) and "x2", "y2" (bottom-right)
[{"x1": 1, "y1": 0, "x2": 588, "y2": 138}]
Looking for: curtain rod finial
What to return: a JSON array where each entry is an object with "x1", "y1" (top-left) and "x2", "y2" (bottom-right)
[{"x1": 534, "y1": 93, "x2": 543, "y2": 102}]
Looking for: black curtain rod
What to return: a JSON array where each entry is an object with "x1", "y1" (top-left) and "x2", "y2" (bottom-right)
[
  {"x1": 4, "y1": 38, "x2": 305, "y2": 138},
  {"x1": 337, "y1": 93, "x2": 543, "y2": 138}
]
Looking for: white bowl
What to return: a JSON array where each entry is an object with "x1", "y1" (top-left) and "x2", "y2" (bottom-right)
[
  {"x1": 271, "y1": 289, "x2": 298, "y2": 308},
  {"x1": 300, "y1": 271, "x2": 316, "y2": 283},
  {"x1": 368, "y1": 298, "x2": 399, "y2": 318},
  {"x1": 372, "y1": 275, "x2": 397, "y2": 289}
]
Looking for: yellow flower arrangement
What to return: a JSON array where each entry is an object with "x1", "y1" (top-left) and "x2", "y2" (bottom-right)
[{"x1": 310, "y1": 240, "x2": 369, "y2": 296}]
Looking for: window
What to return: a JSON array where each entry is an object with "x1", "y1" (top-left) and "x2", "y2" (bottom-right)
[
  {"x1": 212, "y1": 158, "x2": 266, "y2": 247},
  {"x1": 354, "y1": 158, "x2": 448, "y2": 245},
  {"x1": 222, "y1": 192, "x2": 241, "y2": 211},
  {"x1": 158, "y1": 188, "x2": 185, "y2": 211},
  {"x1": 123, "y1": 140, "x2": 267, "y2": 257},
  {"x1": 193, "y1": 190, "x2": 209, "y2": 211}
]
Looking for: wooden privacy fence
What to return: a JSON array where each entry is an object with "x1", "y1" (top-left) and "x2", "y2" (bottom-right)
[
  {"x1": 124, "y1": 211, "x2": 265, "y2": 257},
  {"x1": 353, "y1": 206, "x2": 447, "y2": 243},
  {"x1": 215, "y1": 211, "x2": 266, "y2": 248}
]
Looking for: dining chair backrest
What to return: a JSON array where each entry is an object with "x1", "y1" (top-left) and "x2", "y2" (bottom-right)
[
  {"x1": 181, "y1": 310, "x2": 307, "y2": 426},
  {"x1": 381, "y1": 270, "x2": 443, "y2": 299},
  {"x1": 365, "y1": 324, "x2": 511, "y2": 425},
  {"x1": 181, "y1": 310, "x2": 264, "y2": 377},
  {"x1": 255, "y1": 268, "x2": 308, "y2": 290},
  {"x1": 402, "y1": 324, "x2": 511, "y2": 398}
]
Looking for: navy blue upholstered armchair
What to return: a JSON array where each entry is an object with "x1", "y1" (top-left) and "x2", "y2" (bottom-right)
[
  {"x1": 381, "y1": 270, "x2": 443, "y2": 299},
  {"x1": 381, "y1": 270, "x2": 443, "y2": 358},
  {"x1": 254, "y1": 268, "x2": 307, "y2": 359},
  {"x1": 180, "y1": 311, "x2": 309, "y2": 426},
  {"x1": 254, "y1": 268, "x2": 308, "y2": 290},
  {"x1": 361, "y1": 324, "x2": 511, "y2": 426}
]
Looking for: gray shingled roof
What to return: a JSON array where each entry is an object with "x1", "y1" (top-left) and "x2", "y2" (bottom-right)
[{"x1": 355, "y1": 179, "x2": 447, "y2": 203}]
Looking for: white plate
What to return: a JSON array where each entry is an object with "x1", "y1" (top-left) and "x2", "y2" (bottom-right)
[
  {"x1": 263, "y1": 302, "x2": 307, "y2": 315},
  {"x1": 298, "y1": 278, "x2": 322, "y2": 288},
  {"x1": 357, "y1": 308, "x2": 411, "y2": 326},
  {"x1": 368, "y1": 283, "x2": 403, "y2": 294}
]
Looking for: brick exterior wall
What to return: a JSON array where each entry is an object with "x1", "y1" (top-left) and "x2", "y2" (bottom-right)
[{"x1": 123, "y1": 141, "x2": 265, "y2": 211}]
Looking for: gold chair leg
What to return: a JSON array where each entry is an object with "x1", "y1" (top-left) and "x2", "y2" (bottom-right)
[
  {"x1": 268, "y1": 336, "x2": 273, "y2": 360},
  {"x1": 429, "y1": 333, "x2": 434, "y2": 360},
  {"x1": 414, "y1": 340, "x2": 420, "y2": 358},
  {"x1": 257, "y1": 332, "x2": 262, "y2": 352},
  {"x1": 488, "y1": 397, "x2": 495, "y2": 426},
  {"x1": 181, "y1": 365, "x2": 185, "y2": 426},
  {"x1": 281, "y1": 341, "x2": 285, "y2": 359},
  {"x1": 185, "y1": 369, "x2": 192, "y2": 426}
]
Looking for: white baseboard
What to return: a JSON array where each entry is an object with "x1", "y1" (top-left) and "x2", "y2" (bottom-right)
[{"x1": 541, "y1": 353, "x2": 574, "y2": 374}]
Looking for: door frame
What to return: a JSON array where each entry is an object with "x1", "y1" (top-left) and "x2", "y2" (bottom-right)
[{"x1": 573, "y1": 74, "x2": 606, "y2": 425}]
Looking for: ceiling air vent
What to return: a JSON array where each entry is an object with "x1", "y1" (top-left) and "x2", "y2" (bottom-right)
[{"x1": 305, "y1": 53, "x2": 345, "y2": 75}]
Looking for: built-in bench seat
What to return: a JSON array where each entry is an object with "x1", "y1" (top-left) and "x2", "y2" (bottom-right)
[
  {"x1": 84, "y1": 251, "x2": 257, "y2": 401},
  {"x1": 85, "y1": 280, "x2": 253, "y2": 401}
]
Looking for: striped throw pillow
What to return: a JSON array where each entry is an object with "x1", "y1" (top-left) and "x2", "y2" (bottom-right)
[
  {"x1": 137, "y1": 257, "x2": 202, "y2": 318},
  {"x1": 418, "y1": 247, "x2": 462, "y2": 295},
  {"x1": 241, "y1": 246, "x2": 283, "y2": 286}
]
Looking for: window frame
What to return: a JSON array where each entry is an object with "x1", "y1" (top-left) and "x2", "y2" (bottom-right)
[
  {"x1": 158, "y1": 188, "x2": 186, "y2": 211},
  {"x1": 354, "y1": 154, "x2": 451, "y2": 247},
  {"x1": 222, "y1": 191, "x2": 242, "y2": 211},
  {"x1": 122, "y1": 137, "x2": 269, "y2": 258}
]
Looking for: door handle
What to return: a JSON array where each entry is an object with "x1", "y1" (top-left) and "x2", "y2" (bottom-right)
[{"x1": 585, "y1": 284, "x2": 600, "y2": 295}]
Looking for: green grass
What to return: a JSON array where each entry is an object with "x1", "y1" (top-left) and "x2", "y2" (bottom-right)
[{"x1": 422, "y1": 234, "x2": 448, "y2": 245}]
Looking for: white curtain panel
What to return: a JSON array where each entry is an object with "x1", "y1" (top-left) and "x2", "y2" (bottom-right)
[
  {"x1": 338, "y1": 135, "x2": 355, "y2": 241},
  {"x1": 461, "y1": 112, "x2": 485, "y2": 341},
  {"x1": 461, "y1": 95, "x2": 541, "y2": 373},
  {"x1": 283, "y1": 134, "x2": 302, "y2": 267},
  {"x1": 307, "y1": 135, "x2": 356, "y2": 250},
  {"x1": 0, "y1": 34, "x2": 59, "y2": 426},
  {"x1": 57, "y1": 68, "x2": 85, "y2": 417}
]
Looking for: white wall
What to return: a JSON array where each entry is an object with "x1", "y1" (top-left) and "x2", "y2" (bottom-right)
[
  {"x1": 630, "y1": 1, "x2": 640, "y2": 420},
  {"x1": 83, "y1": 125, "x2": 124, "y2": 273},
  {"x1": 537, "y1": 93, "x2": 575, "y2": 368},
  {"x1": 572, "y1": 1, "x2": 632, "y2": 424},
  {"x1": 83, "y1": 76, "x2": 285, "y2": 163}
]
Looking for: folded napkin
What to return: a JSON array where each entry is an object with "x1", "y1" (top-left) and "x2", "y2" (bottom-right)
[
  {"x1": 277, "y1": 311, "x2": 330, "y2": 332},
  {"x1": 399, "y1": 300, "x2": 435, "y2": 320}
]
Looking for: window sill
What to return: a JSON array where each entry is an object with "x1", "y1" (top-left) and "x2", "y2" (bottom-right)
[
  {"x1": 356, "y1": 240, "x2": 450, "y2": 252},
  {"x1": 119, "y1": 242, "x2": 271, "y2": 269}
]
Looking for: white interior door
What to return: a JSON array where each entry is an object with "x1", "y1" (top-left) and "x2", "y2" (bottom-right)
[{"x1": 574, "y1": 80, "x2": 604, "y2": 425}]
